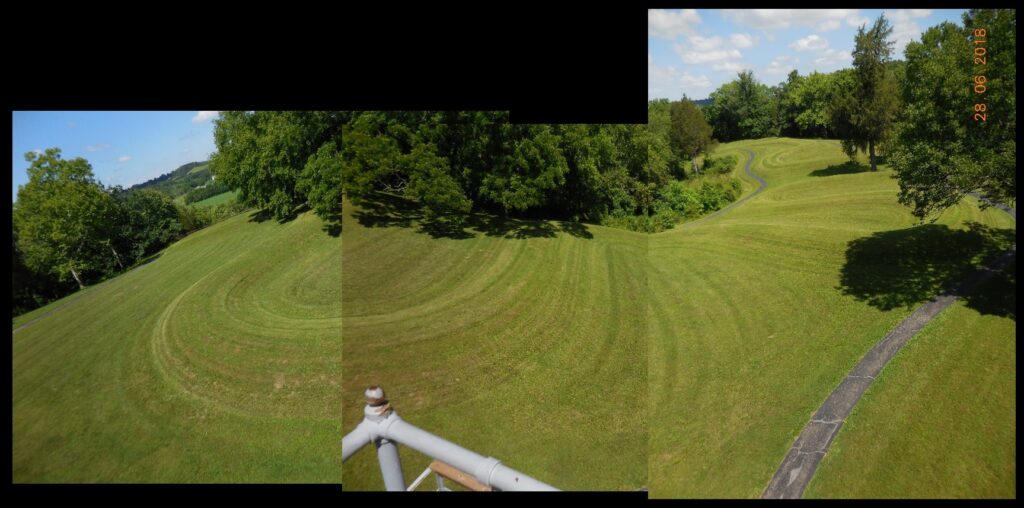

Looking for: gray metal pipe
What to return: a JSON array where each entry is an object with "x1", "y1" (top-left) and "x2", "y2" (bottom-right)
[
  {"x1": 341, "y1": 422, "x2": 372, "y2": 462},
  {"x1": 376, "y1": 438, "x2": 406, "y2": 491},
  {"x1": 341, "y1": 385, "x2": 559, "y2": 491}
]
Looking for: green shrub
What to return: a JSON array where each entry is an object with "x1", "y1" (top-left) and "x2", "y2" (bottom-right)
[{"x1": 703, "y1": 155, "x2": 738, "y2": 175}]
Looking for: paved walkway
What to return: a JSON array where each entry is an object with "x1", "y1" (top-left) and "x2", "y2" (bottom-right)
[{"x1": 763, "y1": 197, "x2": 1017, "y2": 499}]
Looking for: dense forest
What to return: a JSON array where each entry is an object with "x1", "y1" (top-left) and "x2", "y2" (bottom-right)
[{"x1": 341, "y1": 110, "x2": 741, "y2": 233}]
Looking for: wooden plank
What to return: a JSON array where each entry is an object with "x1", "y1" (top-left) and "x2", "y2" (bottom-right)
[{"x1": 429, "y1": 460, "x2": 492, "y2": 492}]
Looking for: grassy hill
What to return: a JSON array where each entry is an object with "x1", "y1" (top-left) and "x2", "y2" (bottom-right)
[
  {"x1": 132, "y1": 161, "x2": 212, "y2": 198},
  {"x1": 647, "y1": 138, "x2": 1014, "y2": 498},
  {"x1": 193, "y1": 190, "x2": 237, "y2": 208},
  {"x1": 341, "y1": 137, "x2": 1014, "y2": 496},
  {"x1": 341, "y1": 194, "x2": 648, "y2": 491},
  {"x1": 12, "y1": 209, "x2": 341, "y2": 482}
]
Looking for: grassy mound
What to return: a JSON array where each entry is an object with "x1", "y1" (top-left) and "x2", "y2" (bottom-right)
[{"x1": 12, "y1": 210, "x2": 341, "y2": 482}]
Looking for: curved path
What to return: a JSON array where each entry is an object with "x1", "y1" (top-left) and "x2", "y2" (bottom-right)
[
  {"x1": 763, "y1": 197, "x2": 1017, "y2": 499},
  {"x1": 683, "y1": 149, "x2": 763, "y2": 227}
]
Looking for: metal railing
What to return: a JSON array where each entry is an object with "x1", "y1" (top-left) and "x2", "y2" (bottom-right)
[{"x1": 341, "y1": 386, "x2": 560, "y2": 492}]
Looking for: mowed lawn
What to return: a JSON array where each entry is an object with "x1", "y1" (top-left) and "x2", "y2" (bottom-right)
[
  {"x1": 647, "y1": 138, "x2": 1015, "y2": 498},
  {"x1": 806, "y1": 261, "x2": 1016, "y2": 499},
  {"x1": 193, "y1": 190, "x2": 237, "y2": 208},
  {"x1": 12, "y1": 210, "x2": 341, "y2": 482},
  {"x1": 341, "y1": 195, "x2": 648, "y2": 491}
]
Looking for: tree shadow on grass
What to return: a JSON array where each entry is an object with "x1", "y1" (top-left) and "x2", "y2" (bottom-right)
[
  {"x1": 248, "y1": 204, "x2": 310, "y2": 225},
  {"x1": 321, "y1": 211, "x2": 342, "y2": 237},
  {"x1": 809, "y1": 161, "x2": 871, "y2": 177},
  {"x1": 838, "y1": 221, "x2": 1016, "y2": 319},
  {"x1": 351, "y1": 192, "x2": 593, "y2": 240},
  {"x1": 957, "y1": 251, "x2": 1016, "y2": 321}
]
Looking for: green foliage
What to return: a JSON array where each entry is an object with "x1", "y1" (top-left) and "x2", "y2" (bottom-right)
[
  {"x1": 703, "y1": 155, "x2": 738, "y2": 175},
  {"x1": 110, "y1": 188, "x2": 182, "y2": 265},
  {"x1": 829, "y1": 14, "x2": 900, "y2": 170},
  {"x1": 889, "y1": 9, "x2": 1016, "y2": 219},
  {"x1": 13, "y1": 148, "x2": 118, "y2": 287},
  {"x1": 211, "y1": 111, "x2": 345, "y2": 221},
  {"x1": 669, "y1": 98, "x2": 713, "y2": 163},
  {"x1": 706, "y1": 71, "x2": 779, "y2": 142},
  {"x1": 296, "y1": 139, "x2": 343, "y2": 219},
  {"x1": 183, "y1": 181, "x2": 230, "y2": 204}
]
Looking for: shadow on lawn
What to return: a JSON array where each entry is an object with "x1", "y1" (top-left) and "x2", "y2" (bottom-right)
[
  {"x1": 837, "y1": 221, "x2": 1016, "y2": 320},
  {"x1": 351, "y1": 193, "x2": 593, "y2": 240},
  {"x1": 249, "y1": 204, "x2": 310, "y2": 225},
  {"x1": 249, "y1": 204, "x2": 342, "y2": 237},
  {"x1": 809, "y1": 161, "x2": 872, "y2": 177}
]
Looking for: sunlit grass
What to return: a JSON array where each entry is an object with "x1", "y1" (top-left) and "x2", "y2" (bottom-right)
[{"x1": 12, "y1": 210, "x2": 341, "y2": 482}]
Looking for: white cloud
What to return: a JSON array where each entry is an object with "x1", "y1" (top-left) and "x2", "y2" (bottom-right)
[
  {"x1": 192, "y1": 111, "x2": 219, "y2": 124},
  {"x1": 670, "y1": 33, "x2": 748, "y2": 74},
  {"x1": 85, "y1": 143, "x2": 110, "y2": 152},
  {"x1": 730, "y1": 33, "x2": 756, "y2": 48},
  {"x1": 688, "y1": 35, "x2": 723, "y2": 52},
  {"x1": 814, "y1": 48, "x2": 852, "y2": 67},
  {"x1": 790, "y1": 34, "x2": 829, "y2": 51},
  {"x1": 712, "y1": 61, "x2": 745, "y2": 72},
  {"x1": 649, "y1": 9, "x2": 702, "y2": 39},
  {"x1": 680, "y1": 73, "x2": 712, "y2": 88},
  {"x1": 722, "y1": 9, "x2": 866, "y2": 32},
  {"x1": 884, "y1": 9, "x2": 934, "y2": 57},
  {"x1": 764, "y1": 56, "x2": 796, "y2": 76},
  {"x1": 117, "y1": 155, "x2": 131, "y2": 163},
  {"x1": 648, "y1": 54, "x2": 713, "y2": 99},
  {"x1": 675, "y1": 46, "x2": 743, "y2": 64}
]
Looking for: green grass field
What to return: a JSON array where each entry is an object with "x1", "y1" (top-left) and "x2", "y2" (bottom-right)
[
  {"x1": 341, "y1": 195, "x2": 648, "y2": 491},
  {"x1": 193, "y1": 190, "x2": 237, "y2": 208},
  {"x1": 647, "y1": 138, "x2": 1014, "y2": 498},
  {"x1": 806, "y1": 261, "x2": 1016, "y2": 498},
  {"x1": 12, "y1": 210, "x2": 341, "y2": 482}
]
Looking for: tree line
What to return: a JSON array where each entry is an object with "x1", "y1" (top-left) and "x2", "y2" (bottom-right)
[
  {"x1": 697, "y1": 9, "x2": 1014, "y2": 218},
  {"x1": 340, "y1": 109, "x2": 742, "y2": 233}
]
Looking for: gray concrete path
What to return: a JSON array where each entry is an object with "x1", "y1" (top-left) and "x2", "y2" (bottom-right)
[
  {"x1": 683, "y1": 149, "x2": 763, "y2": 227},
  {"x1": 763, "y1": 200, "x2": 1016, "y2": 499}
]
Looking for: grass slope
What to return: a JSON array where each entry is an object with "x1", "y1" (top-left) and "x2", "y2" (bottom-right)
[
  {"x1": 341, "y1": 195, "x2": 648, "y2": 491},
  {"x1": 647, "y1": 138, "x2": 1014, "y2": 498},
  {"x1": 12, "y1": 210, "x2": 341, "y2": 482},
  {"x1": 193, "y1": 190, "x2": 237, "y2": 208},
  {"x1": 806, "y1": 261, "x2": 1015, "y2": 499}
]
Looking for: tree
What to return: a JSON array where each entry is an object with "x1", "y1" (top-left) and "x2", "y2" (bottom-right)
[
  {"x1": 706, "y1": 70, "x2": 776, "y2": 141},
  {"x1": 830, "y1": 14, "x2": 899, "y2": 171},
  {"x1": 888, "y1": 10, "x2": 1016, "y2": 219},
  {"x1": 13, "y1": 148, "x2": 117, "y2": 289},
  {"x1": 110, "y1": 188, "x2": 182, "y2": 264},
  {"x1": 211, "y1": 111, "x2": 345, "y2": 221},
  {"x1": 668, "y1": 98, "x2": 713, "y2": 175}
]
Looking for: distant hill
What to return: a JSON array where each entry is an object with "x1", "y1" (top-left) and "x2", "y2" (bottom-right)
[
  {"x1": 693, "y1": 98, "x2": 712, "y2": 108},
  {"x1": 131, "y1": 161, "x2": 213, "y2": 198}
]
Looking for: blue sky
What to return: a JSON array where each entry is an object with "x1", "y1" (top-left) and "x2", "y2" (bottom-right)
[
  {"x1": 649, "y1": 9, "x2": 967, "y2": 101},
  {"x1": 11, "y1": 111, "x2": 220, "y2": 202}
]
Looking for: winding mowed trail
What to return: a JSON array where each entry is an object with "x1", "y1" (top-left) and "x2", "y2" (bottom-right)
[
  {"x1": 341, "y1": 196, "x2": 648, "y2": 491},
  {"x1": 12, "y1": 211, "x2": 341, "y2": 482},
  {"x1": 647, "y1": 138, "x2": 1015, "y2": 498}
]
